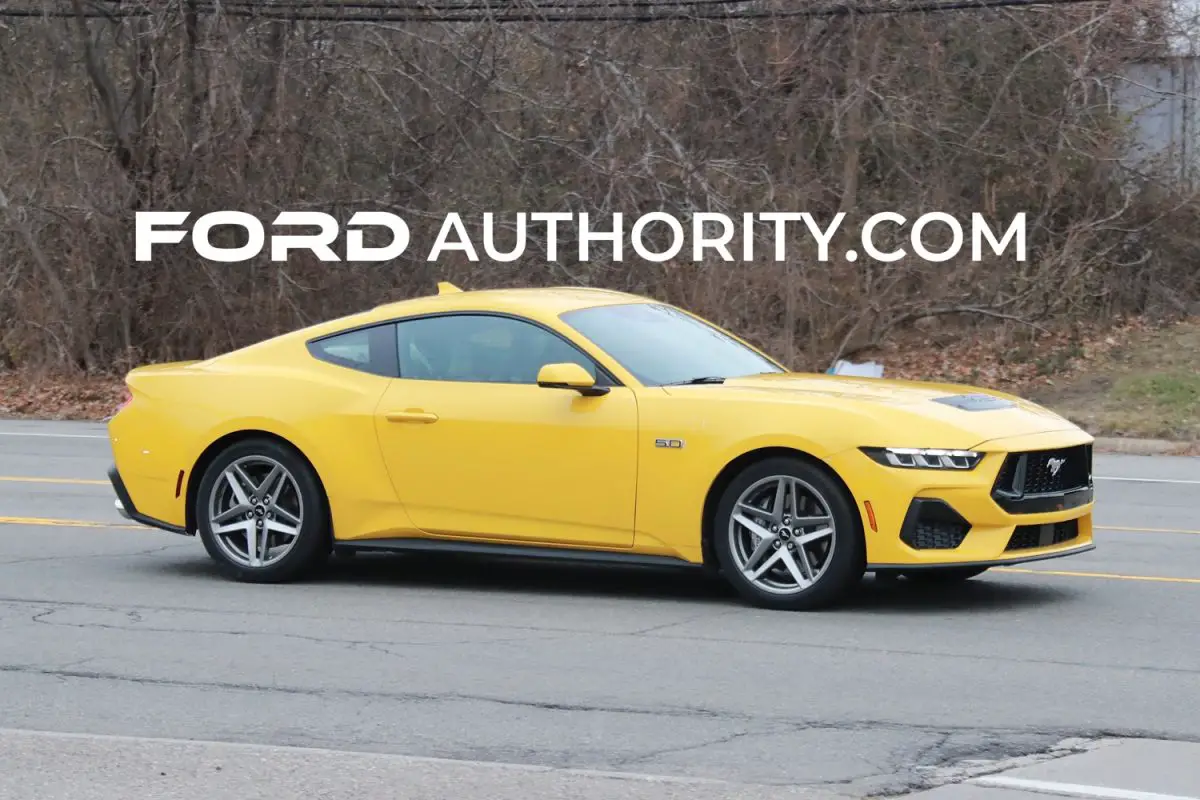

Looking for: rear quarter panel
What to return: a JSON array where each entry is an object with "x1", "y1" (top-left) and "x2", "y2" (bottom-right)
[{"x1": 111, "y1": 347, "x2": 406, "y2": 537}]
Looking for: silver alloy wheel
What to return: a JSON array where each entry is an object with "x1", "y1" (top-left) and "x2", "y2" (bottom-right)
[
  {"x1": 206, "y1": 455, "x2": 304, "y2": 569},
  {"x1": 727, "y1": 475, "x2": 836, "y2": 595}
]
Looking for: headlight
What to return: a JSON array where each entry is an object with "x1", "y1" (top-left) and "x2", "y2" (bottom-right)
[{"x1": 860, "y1": 447, "x2": 983, "y2": 470}]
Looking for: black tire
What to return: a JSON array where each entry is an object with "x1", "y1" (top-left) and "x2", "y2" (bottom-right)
[
  {"x1": 195, "y1": 437, "x2": 330, "y2": 583},
  {"x1": 712, "y1": 456, "x2": 865, "y2": 610},
  {"x1": 901, "y1": 566, "x2": 989, "y2": 584}
]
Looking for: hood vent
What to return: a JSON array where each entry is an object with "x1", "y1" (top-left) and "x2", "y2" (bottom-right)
[{"x1": 933, "y1": 394, "x2": 1015, "y2": 412}]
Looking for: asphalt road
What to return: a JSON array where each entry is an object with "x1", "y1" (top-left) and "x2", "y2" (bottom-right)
[{"x1": 2, "y1": 419, "x2": 1199, "y2": 799}]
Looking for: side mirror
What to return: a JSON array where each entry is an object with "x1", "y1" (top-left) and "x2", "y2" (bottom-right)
[{"x1": 536, "y1": 363, "x2": 608, "y2": 397}]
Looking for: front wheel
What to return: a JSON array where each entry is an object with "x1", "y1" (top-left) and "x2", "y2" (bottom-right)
[
  {"x1": 196, "y1": 437, "x2": 330, "y2": 583},
  {"x1": 712, "y1": 457, "x2": 864, "y2": 611}
]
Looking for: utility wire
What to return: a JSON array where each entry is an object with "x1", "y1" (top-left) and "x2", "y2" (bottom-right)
[
  {"x1": 99, "y1": 0, "x2": 811, "y2": 11},
  {"x1": 80, "y1": 0, "x2": 1121, "y2": 12},
  {"x1": 0, "y1": 0, "x2": 1114, "y2": 22},
  {"x1": 93, "y1": 0, "x2": 759, "y2": 7}
]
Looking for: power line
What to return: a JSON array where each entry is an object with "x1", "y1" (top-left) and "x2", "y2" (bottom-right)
[
  {"x1": 113, "y1": 0, "x2": 808, "y2": 12},
  {"x1": 0, "y1": 0, "x2": 1114, "y2": 23},
  {"x1": 0, "y1": 0, "x2": 804, "y2": 16},
  {"x1": 91, "y1": 0, "x2": 1121, "y2": 12},
  {"x1": 102, "y1": 0, "x2": 753, "y2": 7}
]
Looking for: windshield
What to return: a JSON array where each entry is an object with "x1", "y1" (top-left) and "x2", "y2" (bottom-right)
[{"x1": 559, "y1": 302, "x2": 785, "y2": 386}]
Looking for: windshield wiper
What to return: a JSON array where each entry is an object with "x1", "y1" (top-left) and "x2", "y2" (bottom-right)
[{"x1": 666, "y1": 376, "x2": 726, "y2": 385}]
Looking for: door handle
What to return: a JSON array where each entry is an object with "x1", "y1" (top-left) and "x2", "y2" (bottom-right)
[{"x1": 385, "y1": 410, "x2": 439, "y2": 424}]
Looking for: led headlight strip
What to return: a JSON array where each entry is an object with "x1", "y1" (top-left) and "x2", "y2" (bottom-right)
[{"x1": 859, "y1": 447, "x2": 983, "y2": 470}]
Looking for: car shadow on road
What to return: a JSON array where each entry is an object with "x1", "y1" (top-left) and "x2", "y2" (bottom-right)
[
  {"x1": 149, "y1": 551, "x2": 1078, "y2": 613},
  {"x1": 836, "y1": 573, "x2": 1077, "y2": 613},
  {"x1": 321, "y1": 552, "x2": 736, "y2": 604}
]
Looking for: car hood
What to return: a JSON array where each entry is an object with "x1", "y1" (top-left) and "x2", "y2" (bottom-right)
[{"x1": 661, "y1": 372, "x2": 1082, "y2": 448}]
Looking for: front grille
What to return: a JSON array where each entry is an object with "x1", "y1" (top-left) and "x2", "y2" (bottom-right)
[
  {"x1": 991, "y1": 444, "x2": 1093, "y2": 514},
  {"x1": 1006, "y1": 519, "x2": 1079, "y2": 550},
  {"x1": 1024, "y1": 446, "x2": 1092, "y2": 494},
  {"x1": 900, "y1": 499, "x2": 971, "y2": 550}
]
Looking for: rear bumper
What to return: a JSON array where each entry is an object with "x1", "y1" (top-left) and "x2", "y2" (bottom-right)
[{"x1": 107, "y1": 464, "x2": 191, "y2": 536}]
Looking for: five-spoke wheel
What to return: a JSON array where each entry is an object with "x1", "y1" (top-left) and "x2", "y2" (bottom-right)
[
  {"x1": 189, "y1": 441, "x2": 969, "y2": 604},
  {"x1": 713, "y1": 457, "x2": 864, "y2": 610},
  {"x1": 196, "y1": 438, "x2": 330, "y2": 582}
]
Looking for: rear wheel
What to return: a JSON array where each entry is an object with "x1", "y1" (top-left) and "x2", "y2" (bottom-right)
[
  {"x1": 196, "y1": 438, "x2": 330, "y2": 583},
  {"x1": 712, "y1": 457, "x2": 864, "y2": 610}
]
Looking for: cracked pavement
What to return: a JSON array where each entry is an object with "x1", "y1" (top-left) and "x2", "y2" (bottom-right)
[{"x1": 1, "y1": 420, "x2": 1200, "y2": 798}]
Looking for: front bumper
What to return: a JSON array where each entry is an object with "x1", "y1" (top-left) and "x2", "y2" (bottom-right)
[
  {"x1": 108, "y1": 464, "x2": 191, "y2": 536},
  {"x1": 868, "y1": 540, "x2": 1095, "y2": 570},
  {"x1": 827, "y1": 437, "x2": 1097, "y2": 569}
]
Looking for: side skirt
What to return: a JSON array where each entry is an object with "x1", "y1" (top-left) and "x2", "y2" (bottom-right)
[{"x1": 336, "y1": 538, "x2": 705, "y2": 570}]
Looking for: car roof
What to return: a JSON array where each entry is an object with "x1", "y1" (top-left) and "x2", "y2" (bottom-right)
[
  {"x1": 367, "y1": 285, "x2": 654, "y2": 321},
  {"x1": 273, "y1": 284, "x2": 656, "y2": 346},
  {"x1": 207, "y1": 285, "x2": 660, "y2": 365}
]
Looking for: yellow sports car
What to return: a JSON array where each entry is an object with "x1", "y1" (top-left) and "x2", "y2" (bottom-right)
[{"x1": 107, "y1": 283, "x2": 1095, "y2": 610}]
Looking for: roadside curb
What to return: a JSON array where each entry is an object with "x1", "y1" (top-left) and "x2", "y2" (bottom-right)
[{"x1": 1092, "y1": 436, "x2": 1198, "y2": 456}]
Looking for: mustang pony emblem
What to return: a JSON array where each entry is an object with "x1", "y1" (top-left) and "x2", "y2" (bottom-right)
[{"x1": 1046, "y1": 456, "x2": 1066, "y2": 477}]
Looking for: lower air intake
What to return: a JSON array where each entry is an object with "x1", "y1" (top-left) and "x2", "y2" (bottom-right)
[
  {"x1": 1006, "y1": 519, "x2": 1079, "y2": 551},
  {"x1": 899, "y1": 499, "x2": 971, "y2": 550}
]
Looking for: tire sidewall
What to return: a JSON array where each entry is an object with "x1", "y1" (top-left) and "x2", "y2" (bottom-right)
[
  {"x1": 713, "y1": 456, "x2": 864, "y2": 610},
  {"x1": 196, "y1": 438, "x2": 329, "y2": 582}
]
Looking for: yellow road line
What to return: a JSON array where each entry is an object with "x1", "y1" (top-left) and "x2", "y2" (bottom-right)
[
  {"x1": 0, "y1": 476, "x2": 108, "y2": 486},
  {"x1": 0, "y1": 516, "x2": 143, "y2": 531},
  {"x1": 1, "y1": 477, "x2": 1198, "y2": 535},
  {"x1": 1, "y1": 515, "x2": 1199, "y2": 586},
  {"x1": 1099, "y1": 525, "x2": 1200, "y2": 535},
  {"x1": 996, "y1": 567, "x2": 1200, "y2": 585}
]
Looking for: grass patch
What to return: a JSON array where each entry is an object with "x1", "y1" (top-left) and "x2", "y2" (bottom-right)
[
  {"x1": 1114, "y1": 372, "x2": 1200, "y2": 409},
  {"x1": 1030, "y1": 319, "x2": 1200, "y2": 441}
]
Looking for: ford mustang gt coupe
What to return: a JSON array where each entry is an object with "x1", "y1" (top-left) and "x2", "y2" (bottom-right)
[{"x1": 107, "y1": 282, "x2": 1095, "y2": 610}]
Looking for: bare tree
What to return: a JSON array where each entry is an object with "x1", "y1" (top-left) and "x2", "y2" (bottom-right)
[{"x1": 0, "y1": 0, "x2": 1196, "y2": 374}]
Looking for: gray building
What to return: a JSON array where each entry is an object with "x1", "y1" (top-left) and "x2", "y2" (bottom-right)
[{"x1": 1117, "y1": 0, "x2": 1200, "y2": 186}]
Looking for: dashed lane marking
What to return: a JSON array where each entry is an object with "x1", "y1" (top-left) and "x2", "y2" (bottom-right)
[
  {"x1": 0, "y1": 516, "x2": 143, "y2": 531},
  {"x1": 2, "y1": 516, "x2": 1200, "y2": 586},
  {"x1": 996, "y1": 567, "x2": 1200, "y2": 585},
  {"x1": 0, "y1": 476, "x2": 108, "y2": 486}
]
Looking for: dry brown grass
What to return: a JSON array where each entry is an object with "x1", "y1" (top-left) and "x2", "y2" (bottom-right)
[{"x1": 4, "y1": 313, "x2": 1198, "y2": 442}]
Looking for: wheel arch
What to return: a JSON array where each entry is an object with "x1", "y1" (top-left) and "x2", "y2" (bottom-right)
[
  {"x1": 700, "y1": 446, "x2": 864, "y2": 570},
  {"x1": 185, "y1": 429, "x2": 332, "y2": 546}
]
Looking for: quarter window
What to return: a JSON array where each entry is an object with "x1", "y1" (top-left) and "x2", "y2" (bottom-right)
[{"x1": 307, "y1": 325, "x2": 397, "y2": 377}]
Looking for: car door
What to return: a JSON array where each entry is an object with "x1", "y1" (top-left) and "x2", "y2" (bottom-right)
[{"x1": 372, "y1": 312, "x2": 639, "y2": 548}]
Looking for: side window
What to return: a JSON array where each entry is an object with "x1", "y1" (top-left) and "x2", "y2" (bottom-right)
[
  {"x1": 307, "y1": 324, "x2": 397, "y2": 377},
  {"x1": 395, "y1": 314, "x2": 606, "y2": 385}
]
